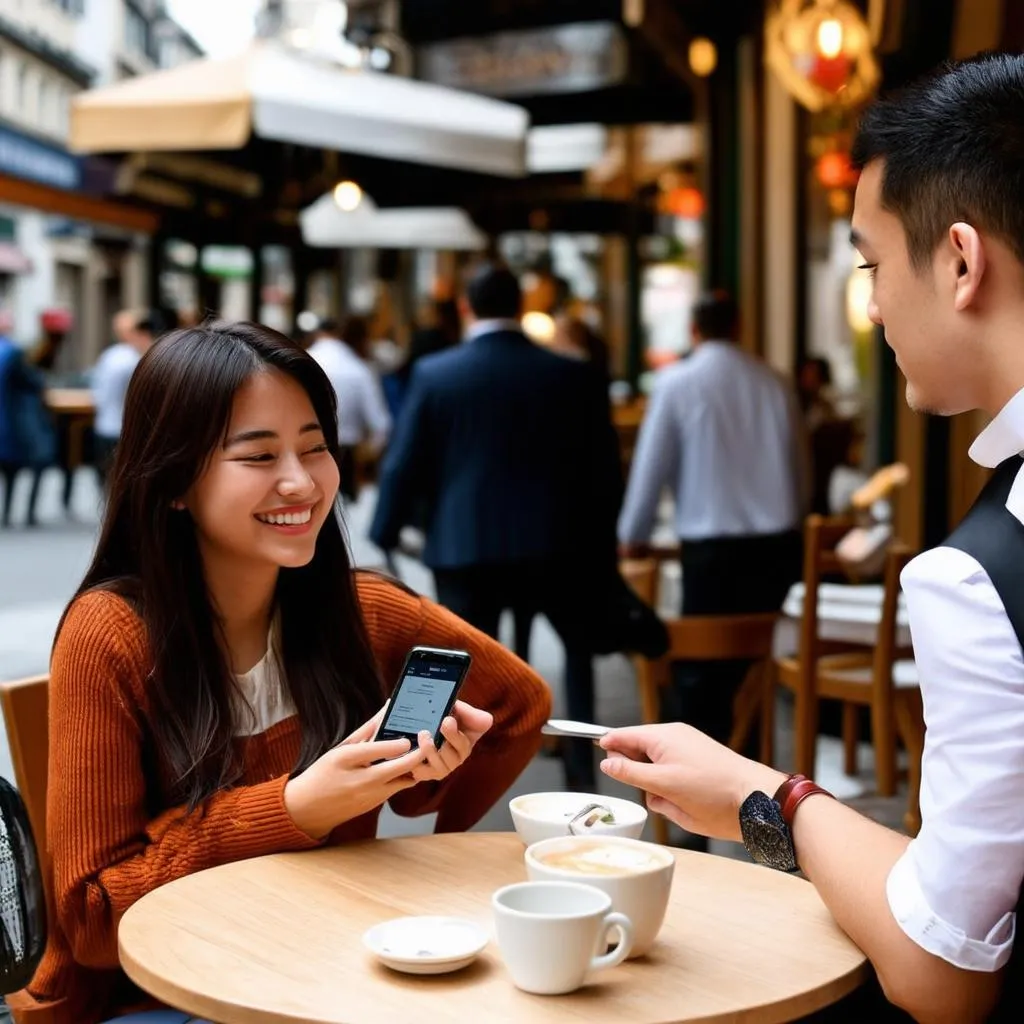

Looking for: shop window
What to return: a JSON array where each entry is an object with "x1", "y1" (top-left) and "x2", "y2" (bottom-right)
[{"x1": 0, "y1": 216, "x2": 17, "y2": 243}]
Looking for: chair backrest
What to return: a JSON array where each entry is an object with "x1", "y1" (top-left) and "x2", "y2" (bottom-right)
[
  {"x1": 639, "y1": 612, "x2": 780, "y2": 692},
  {"x1": 0, "y1": 676, "x2": 49, "y2": 862},
  {"x1": 797, "y1": 514, "x2": 858, "y2": 670}
]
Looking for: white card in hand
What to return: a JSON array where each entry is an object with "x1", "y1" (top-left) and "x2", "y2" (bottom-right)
[{"x1": 541, "y1": 719, "x2": 611, "y2": 740}]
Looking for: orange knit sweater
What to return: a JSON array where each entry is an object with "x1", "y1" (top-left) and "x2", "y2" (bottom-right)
[{"x1": 8, "y1": 574, "x2": 551, "y2": 1024}]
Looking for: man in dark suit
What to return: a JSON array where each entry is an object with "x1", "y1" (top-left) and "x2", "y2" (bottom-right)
[{"x1": 370, "y1": 263, "x2": 622, "y2": 787}]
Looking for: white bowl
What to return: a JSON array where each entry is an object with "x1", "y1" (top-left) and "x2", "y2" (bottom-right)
[
  {"x1": 509, "y1": 791, "x2": 648, "y2": 846},
  {"x1": 363, "y1": 916, "x2": 488, "y2": 975}
]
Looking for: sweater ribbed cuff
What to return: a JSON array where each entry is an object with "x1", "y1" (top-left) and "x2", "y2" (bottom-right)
[{"x1": 211, "y1": 775, "x2": 324, "y2": 860}]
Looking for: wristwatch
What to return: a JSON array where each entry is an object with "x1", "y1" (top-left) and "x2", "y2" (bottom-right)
[{"x1": 739, "y1": 774, "x2": 834, "y2": 872}]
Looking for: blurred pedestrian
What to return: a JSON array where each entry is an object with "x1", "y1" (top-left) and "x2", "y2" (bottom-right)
[
  {"x1": 307, "y1": 315, "x2": 391, "y2": 502},
  {"x1": 91, "y1": 309, "x2": 163, "y2": 486},
  {"x1": 550, "y1": 313, "x2": 612, "y2": 386},
  {"x1": 618, "y1": 291, "x2": 808, "y2": 752},
  {"x1": 0, "y1": 313, "x2": 56, "y2": 527},
  {"x1": 371, "y1": 262, "x2": 623, "y2": 789},
  {"x1": 383, "y1": 298, "x2": 461, "y2": 421}
]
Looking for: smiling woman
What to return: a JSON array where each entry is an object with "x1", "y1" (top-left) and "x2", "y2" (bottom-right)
[{"x1": 6, "y1": 321, "x2": 551, "y2": 1024}]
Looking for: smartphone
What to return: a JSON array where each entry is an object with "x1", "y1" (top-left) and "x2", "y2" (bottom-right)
[{"x1": 375, "y1": 646, "x2": 473, "y2": 749}]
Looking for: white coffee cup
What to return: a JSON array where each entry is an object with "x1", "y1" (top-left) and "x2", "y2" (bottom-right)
[
  {"x1": 525, "y1": 835, "x2": 675, "y2": 958},
  {"x1": 492, "y1": 881, "x2": 634, "y2": 995},
  {"x1": 509, "y1": 791, "x2": 648, "y2": 846}
]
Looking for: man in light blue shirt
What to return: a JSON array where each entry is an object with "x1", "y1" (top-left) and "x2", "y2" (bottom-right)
[{"x1": 619, "y1": 291, "x2": 807, "y2": 745}]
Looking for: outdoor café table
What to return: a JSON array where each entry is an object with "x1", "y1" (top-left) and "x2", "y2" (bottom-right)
[
  {"x1": 117, "y1": 832, "x2": 867, "y2": 1024},
  {"x1": 778, "y1": 582, "x2": 911, "y2": 649},
  {"x1": 44, "y1": 387, "x2": 95, "y2": 473}
]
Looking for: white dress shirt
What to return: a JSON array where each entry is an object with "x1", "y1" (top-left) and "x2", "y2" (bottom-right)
[
  {"x1": 307, "y1": 337, "x2": 392, "y2": 447},
  {"x1": 618, "y1": 342, "x2": 808, "y2": 542},
  {"x1": 886, "y1": 388, "x2": 1024, "y2": 971},
  {"x1": 91, "y1": 342, "x2": 141, "y2": 440}
]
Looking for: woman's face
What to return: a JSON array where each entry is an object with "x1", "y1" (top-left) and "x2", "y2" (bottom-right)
[{"x1": 184, "y1": 369, "x2": 340, "y2": 576}]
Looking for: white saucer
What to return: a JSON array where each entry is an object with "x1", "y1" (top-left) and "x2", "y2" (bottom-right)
[{"x1": 363, "y1": 916, "x2": 489, "y2": 975}]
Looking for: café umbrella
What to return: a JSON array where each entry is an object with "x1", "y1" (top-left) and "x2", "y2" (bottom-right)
[{"x1": 68, "y1": 40, "x2": 529, "y2": 178}]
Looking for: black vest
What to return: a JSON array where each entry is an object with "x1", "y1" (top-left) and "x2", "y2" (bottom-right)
[{"x1": 944, "y1": 455, "x2": 1024, "y2": 1020}]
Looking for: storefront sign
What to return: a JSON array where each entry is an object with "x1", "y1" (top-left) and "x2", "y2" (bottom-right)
[
  {"x1": 0, "y1": 125, "x2": 81, "y2": 192},
  {"x1": 418, "y1": 21, "x2": 629, "y2": 98}
]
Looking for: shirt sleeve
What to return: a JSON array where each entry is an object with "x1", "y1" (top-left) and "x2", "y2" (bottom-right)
[
  {"x1": 886, "y1": 547, "x2": 1024, "y2": 971},
  {"x1": 617, "y1": 372, "x2": 681, "y2": 544}
]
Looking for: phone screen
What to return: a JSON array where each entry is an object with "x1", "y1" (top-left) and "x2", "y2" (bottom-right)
[{"x1": 377, "y1": 647, "x2": 472, "y2": 745}]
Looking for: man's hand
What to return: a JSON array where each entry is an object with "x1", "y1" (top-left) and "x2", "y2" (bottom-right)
[{"x1": 599, "y1": 723, "x2": 787, "y2": 841}]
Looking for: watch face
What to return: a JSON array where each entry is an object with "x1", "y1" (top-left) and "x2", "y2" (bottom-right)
[{"x1": 739, "y1": 791, "x2": 799, "y2": 873}]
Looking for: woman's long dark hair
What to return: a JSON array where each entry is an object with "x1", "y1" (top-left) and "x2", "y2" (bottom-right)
[{"x1": 65, "y1": 321, "x2": 384, "y2": 809}]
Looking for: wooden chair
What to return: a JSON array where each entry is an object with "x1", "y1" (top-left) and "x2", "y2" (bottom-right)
[
  {"x1": 1, "y1": 675, "x2": 49, "y2": 853},
  {"x1": 771, "y1": 522, "x2": 924, "y2": 831},
  {"x1": 625, "y1": 557, "x2": 778, "y2": 844},
  {"x1": 0, "y1": 675, "x2": 52, "y2": 915}
]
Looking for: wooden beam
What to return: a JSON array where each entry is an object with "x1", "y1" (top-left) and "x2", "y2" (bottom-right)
[{"x1": 0, "y1": 175, "x2": 160, "y2": 234}]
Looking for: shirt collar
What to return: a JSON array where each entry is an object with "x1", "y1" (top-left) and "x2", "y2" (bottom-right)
[
  {"x1": 968, "y1": 388, "x2": 1024, "y2": 468},
  {"x1": 465, "y1": 319, "x2": 523, "y2": 342}
]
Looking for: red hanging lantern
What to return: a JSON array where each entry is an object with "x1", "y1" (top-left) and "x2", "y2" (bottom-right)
[
  {"x1": 815, "y1": 151, "x2": 858, "y2": 189},
  {"x1": 809, "y1": 52, "x2": 853, "y2": 94},
  {"x1": 661, "y1": 186, "x2": 705, "y2": 220}
]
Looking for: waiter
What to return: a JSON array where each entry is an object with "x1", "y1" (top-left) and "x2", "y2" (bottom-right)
[{"x1": 600, "y1": 52, "x2": 1024, "y2": 1022}]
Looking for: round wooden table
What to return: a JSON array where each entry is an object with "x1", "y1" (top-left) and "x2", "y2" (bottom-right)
[{"x1": 118, "y1": 833, "x2": 868, "y2": 1024}]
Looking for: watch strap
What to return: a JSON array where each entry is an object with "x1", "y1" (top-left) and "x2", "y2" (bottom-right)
[{"x1": 773, "y1": 774, "x2": 834, "y2": 828}]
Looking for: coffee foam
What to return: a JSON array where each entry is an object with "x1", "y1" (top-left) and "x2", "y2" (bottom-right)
[{"x1": 535, "y1": 840, "x2": 666, "y2": 877}]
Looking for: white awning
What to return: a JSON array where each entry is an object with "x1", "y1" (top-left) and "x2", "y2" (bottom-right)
[
  {"x1": 70, "y1": 42, "x2": 529, "y2": 177},
  {"x1": 300, "y1": 194, "x2": 487, "y2": 250}
]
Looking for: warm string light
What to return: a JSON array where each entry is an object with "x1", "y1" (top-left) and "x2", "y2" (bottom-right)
[
  {"x1": 688, "y1": 37, "x2": 718, "y2": 78},
  {"x1": 333, "y1": 180, "x2": 363, "y2": 211},
  {"x1": 521, "y1": 311, "x2": 557, "y2": 344}
]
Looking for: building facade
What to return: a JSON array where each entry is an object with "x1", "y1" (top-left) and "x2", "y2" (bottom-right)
[{"x1": 0, "y1": 0, "x2": 200, "y2": 371}]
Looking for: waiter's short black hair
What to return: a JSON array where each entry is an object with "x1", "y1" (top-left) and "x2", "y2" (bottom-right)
[
  {"x1": 853, "y1": 52, "x2": 1024, "y2": 271},
  {"x1": 465, "y1": 262, "x2": 522, "y2": 320},
  {"x1": 692, "y1": 291, "x2": 738, "y2": 340}
]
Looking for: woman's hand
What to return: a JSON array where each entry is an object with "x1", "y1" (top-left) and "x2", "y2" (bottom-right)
[
  {"x1": 282, "y1": 701, "x2": 494, "y2": 839},
  {"x1": 406, "y1": 700, "x2": 494, "y2": 784}
]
